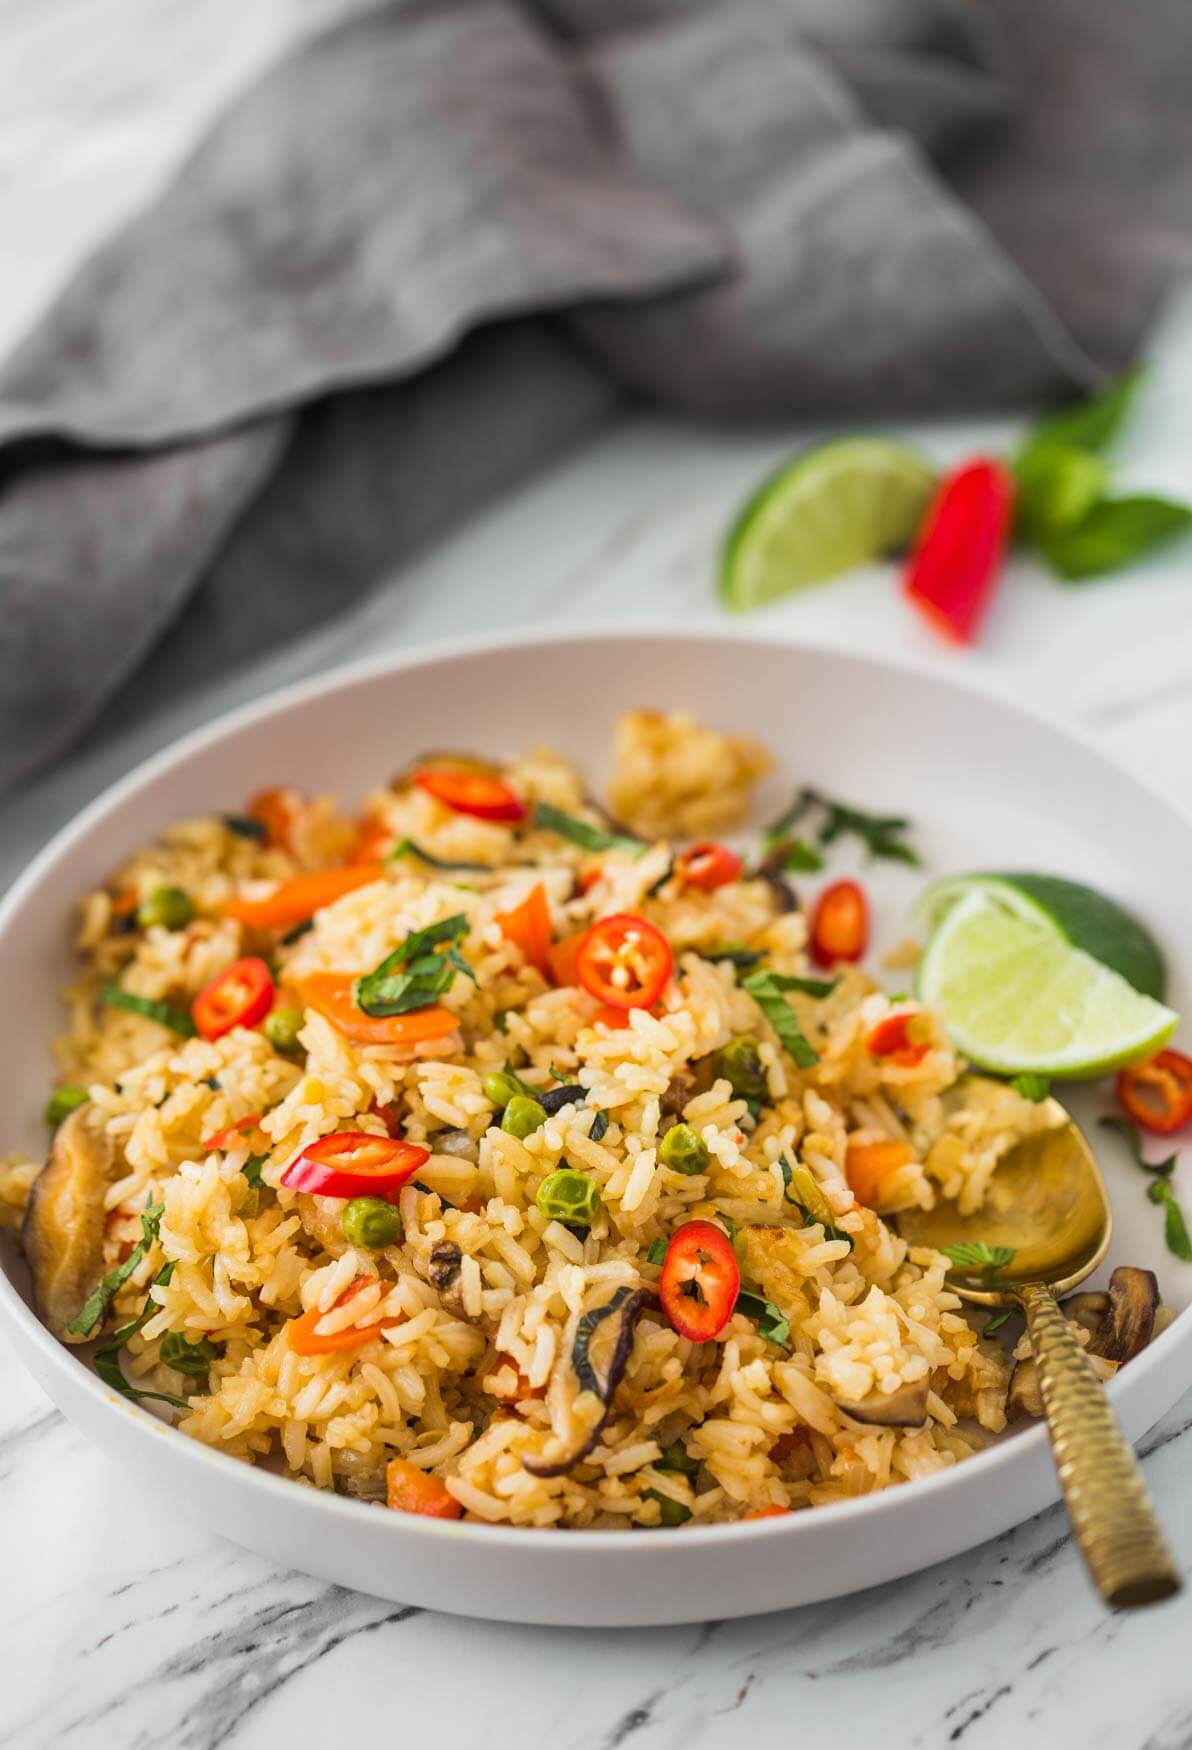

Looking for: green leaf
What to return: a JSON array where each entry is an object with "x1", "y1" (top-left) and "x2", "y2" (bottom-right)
[
  {"x1": 983, "y1": 1308, "x2": 1013, "y2": 1337},
  {"x1": 773, "y1": 974, "x2": 839, "y2": 999},
  {"x1": 703, "y1": 943, "x2": 765, "y2": 970},
  {"x1": 1018, "y1": 367, "x2": 1146, "y2": 462},
  {"x1": 93, "y1": 1261, "x2": 189, "y2": 1410},
  {"x1": 354, "y1": 913, "x2": 473, "y2": 1017},
  {"x1": 740, "y1": 970, "x2": 819, "y2": 1068},
  {"x1": 388, "y1": 838, "x2": 493, "y2": 874},
  {"x1": 530, "y1": 802, "x2": 644, "y2": 857},
  {"x1": 241, "y1": 1155, "x2": 266, "y2": 1191},
  {"x1": 655, "y1": 1440, "x2": 698, "y2": 1477},
  {"x1": 68, "y1": 1195, "x2": 165, "y2": 1338},
  {"x1": 160, "y1": 1330, "x2": 218, "y2": 1376},
  {"x1": 646, "y1": 1237, "x2": 668, "y2": 1266},
  {"x1": 102, "y1": 986, "x2": 195, "y2": 1037},
  {"x1": 768, "y1": 839, "x2": 825, "y2": 874},
  {"x1": 1010, "y1": 1072, "x2": 1052, "y2": 1103},
  {"x1": 1035, "y1": 495, "x2": 1192, "y2": 581},
  {"x1": 767, "y1": 788, "x2": 919, "y2": 867},
  {"x1": 1098, "y1": 1114, "x2": 1177, "y2": 1177},
  {"x1": 939, "y1": 1241, "x2": 1016, "y2": 1273},
  {"x1": 1148, "y1": 1179, "x2": 1192, "y2": 1262},
  {"x1": 735, "y1": 1290, "x2": 790, "y2": 1345},
  {"x1": 1014, "y1": 444, "x2": 1107, "y2": 541}
]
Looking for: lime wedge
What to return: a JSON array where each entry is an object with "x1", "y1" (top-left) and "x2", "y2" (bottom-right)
[
  {"x1": 917, "y1": 890, "x2": 1177, "y2": 1078},
  {"x1": 720, "y1": 438, "x2": 936, "y2": 612},
  {"x1": 918, "y1": 872, "x2": 1167, "y2": 1000}
]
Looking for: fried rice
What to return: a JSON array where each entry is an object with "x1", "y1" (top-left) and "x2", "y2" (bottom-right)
[{"x1": 2, "y1": 711, "x2": 1068, "y2": 1528}]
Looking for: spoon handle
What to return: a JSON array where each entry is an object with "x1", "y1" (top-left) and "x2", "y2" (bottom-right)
[{"x1": 1020, "y1": 1283, "x2": 1181, "y2": 1609}]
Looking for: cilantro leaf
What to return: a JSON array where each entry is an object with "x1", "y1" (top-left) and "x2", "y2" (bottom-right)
[
  {"x1": 68, "y1": 1194, "x2": 165, "y2": 1338},
  {"x1": 530, "y1": 802, "x2": 644, "y2": 857},
  {"x1": 741, "y1": 970, "x2": 819, "y2": 1068},
  {"x1": 354, "y1": 913, "x2": 474, "y2": 1017},
  {"x1": 938, "y1": 1241, "x2": 1016, "y2": 1273}
]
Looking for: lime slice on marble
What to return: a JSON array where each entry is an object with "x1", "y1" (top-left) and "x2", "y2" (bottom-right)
[
  {"x1": 719, "y1": 438, "x2": 935, "y2": 611},
  {"x1": 916, "y1": 886, "x2": 1177, "y2": 1079}
]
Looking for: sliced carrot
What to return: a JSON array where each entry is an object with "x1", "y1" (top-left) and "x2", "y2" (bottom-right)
[
  {"x1": 295, "y1": 972, "x2": 459, "y2": 1046},
  {"x1": 224, "y1": 865, "x2": 383, "y2": 930},
  {"x1": 386, "y1": 1458, "x2": 464, "y2": 1519},
  {"x1": 496, "y1": 883, "x2": 553, "y2": 979},
  {"x1": 547, "y1": 930, "x2": 585, "y2": 988},
  {"x1": 286, "y1": 1280, "x2": 400, "y2": 1356},
  {"x1": 844, "y1": 1138, "x2": 913, "y2": 1208},
  {"x1": 745, "y1": 1505, "x2": 791, "y2": 1520}
]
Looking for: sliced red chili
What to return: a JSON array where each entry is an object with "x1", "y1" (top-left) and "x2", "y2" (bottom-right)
[
  {"x1": 575, "y1": 914, "x2": 673, "y2": 1010},
  {"x1": 659, "y1": 1219, "x2": 740, "y2": 1343},
  {"x1": 904, "y1": 458, "x2": 1014, "y2": 645},
  {"x1": 674, "y1": 842, "x2": 744, "y2": 892},
  {"x1": 865, "y1": 1011, "x2": 929, "y2": 1068},
  {"x1": 809, "y1": 880, "x2": 869, "y2": 969},
  {"x1": 282, "y1": 1132, "x2": 430, "y2": 1199},
  {"x1": 413, "y1": 768, "x2": 526, "y2": 823},
  {"x1": 203, "y1": 1113, "x2": 264, "y2": 1151},
  {"x1": 193, "y1": 957, "x2": 275, "y2": 1041},
  {"x1": 1116, "y1": 1050, "x2": 1192, "y2": 1135}
]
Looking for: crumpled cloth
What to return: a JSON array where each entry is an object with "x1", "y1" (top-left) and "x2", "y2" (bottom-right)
[{"x1": 2, "y1": 0, "x2": 1190, "y2": 790}]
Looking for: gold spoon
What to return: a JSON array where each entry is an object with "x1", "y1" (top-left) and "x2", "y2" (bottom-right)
[{"x1": 897, "y1": 1079, "x2": 1181, "y2": 1609}]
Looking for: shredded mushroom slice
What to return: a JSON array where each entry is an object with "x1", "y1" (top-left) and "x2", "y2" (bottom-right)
[
  {"x1": 523, "y1": 1285, "x2": 657, "y2": 1478},
  {"x1": 835, "y1": 1379, "x2": 930, "y2": 1428},
  {"x1": 22, "y1": 1106, "x2": 115, "y2": 1342},
  {"x1": 1008, "y1": 1268, "x2": 1161, "y2": 1421}
]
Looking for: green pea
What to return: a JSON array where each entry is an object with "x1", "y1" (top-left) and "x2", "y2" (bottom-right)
[
  {"x1": 45, "y1": 1085, "x2": 89, "y2": 1127},
  {"x1": 483, "y1": 1070, "x2": 523, "y2": 1109},
  {"x1": 501, "y1": 1094, "x2": 547, "y2": 1140},
  {"x1": 658, "y1": 1122, "x2": 709, "y2": 1176},
  {"x1": 263, "y1": 1006, "x2": 305, "y2": 1055},
  {"x1": 341, "y1": 1195, "x2": 403, "y2": 1249},
  {"x1": 160, "y1": 1331, "x2": 218, "y2": 1376},
  {"x1": 536, "y1": 1167, "x2": 601, "y2": 1227},
  {"x1": 643, "y1": 1488, "x2": 692, "y2": 1527},
  {"x1": 714, "y1": 1036, "x2": 767, "y2": 1101},
  {"x1": 136, "y1": 885, "x2": 196, "y2": 932},
  {"x1": 656, "y1": 1441, "x2": 698, "y2": 1478}
]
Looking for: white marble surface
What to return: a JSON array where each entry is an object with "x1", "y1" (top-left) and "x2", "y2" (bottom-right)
[{"x1": 7, "y1": 8, "x2": 1192, "y2": 1746}]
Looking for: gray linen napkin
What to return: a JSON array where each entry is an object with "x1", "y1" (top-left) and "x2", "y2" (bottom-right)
[{"x1": 1, "y1": 0, "x2": 1190, "y2": 790}]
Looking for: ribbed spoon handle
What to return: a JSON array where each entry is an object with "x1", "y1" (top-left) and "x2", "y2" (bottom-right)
[{"x1": 1021, "y1": 1282, "x2": 1181, "y2": 1609}]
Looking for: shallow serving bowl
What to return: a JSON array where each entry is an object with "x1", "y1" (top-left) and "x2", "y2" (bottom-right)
[{"x1": 2, "y1": 629, "x2": 1191, "y2": 1626}]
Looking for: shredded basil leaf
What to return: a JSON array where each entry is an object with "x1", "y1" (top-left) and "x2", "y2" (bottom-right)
[
  {"x1": 531, "y1": 802, "x2": 644, "y2": 858},
  {"x1": 94, "y1": 1261, "x2": 189, "y2": 1409},
  {"x1": 241, "y1": 1155, "x2": 266, "y2": 1191},
  {"x1": 703, "y1": 943, "x2": 765, "y2": 970},
  {"x1": 102, "y1": 985, "x2": 196, "y2": 1037},
  {"x1": 1100, "y1": 1115, "x2": 1191, "y2": 1262},
  {"x1": 735, "y1": 1290, "x2": 790, "y2": 1346},
  {"x1": 767, "y1": 838, "x2": 825, "y2": 873},
  {"x1": 223, "y1": 813, "x2": 268, "y2": 841},
  {"x1": 765, "y1": 788, "x2": 919, "y2": 867},
  {"x1": 646, "y1": 1238, "x2": 668, "y2": 1266},
  {"x1": 938, "y1": 1241, "x2": 1016, "y2": 1272},
  {"x1": 740, "y1": 970, "x2": 819, "y2": 1068},
  {"x1": 1098, "y1": 1114, "x2": 1177, "y2": 1177},
  {"x1": 983, "y1": 1309, "x2": 1014, "y2": 1337},
  {"x1": 354, "y1": 913, "x2": 474, "y2": 1017},
  {"x1": 388, "y1": 837, "x2": 493, "y2": 874},
  {"x1": 778, "y1": 974, "x2": 839, "y2": 999},
  {"x1": 68, "y1": 1195, "x2": 166, "y2": 1338},
  {"x1": 160, "y1": 1330, "x2": 218, "y2": 1376},
  {"x1": 280, "y1": 918, "x2": 315, "y2": 946}
]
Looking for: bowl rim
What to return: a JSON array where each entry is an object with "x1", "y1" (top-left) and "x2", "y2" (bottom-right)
[{"x1": 0, "y1": 621, "x2": 1185, "y2": 1554}]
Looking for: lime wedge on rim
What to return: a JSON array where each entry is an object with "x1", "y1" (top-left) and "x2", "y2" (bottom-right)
[
  {"x1": 917, "y1": 880, "x2": 1177, "y2": 1079},
  {"x1": 720, "y1": 437, "x2": 936, "y2": 612}
]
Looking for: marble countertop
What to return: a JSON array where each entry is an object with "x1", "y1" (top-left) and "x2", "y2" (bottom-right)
[{"x1": 6, "y1": 7, "x2": 1192, "y2": 1746}]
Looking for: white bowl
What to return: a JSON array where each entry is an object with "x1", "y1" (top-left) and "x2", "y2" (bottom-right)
[{"x1": 3, "y1": 628, "x2": 1191, "y2": 1626}]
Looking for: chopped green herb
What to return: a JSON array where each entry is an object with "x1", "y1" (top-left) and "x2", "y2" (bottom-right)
[
  {"x1": 102, "y1": 986, "x2": 196, "y2": 1037},
  {"x1": 740, "y1": 971, "x2": 819, "y2": 1068},
  {"x1": 938, "y1": 1241, "x2": 1017, "y2": 1273},
  {"x1": 354, "y1": 913, "x2": 474, "y2": 1017},
  {"x1": 94, "y1": 1261, "x2": 189, "y2": 1409},
  {"x1": 1099, "y1": 1114, "x2": 1191, "y2": 1262},
  {"x1": 643, "y1": 1488, "x2": 692, "y2": 1527},
  {"x1": 646, "y1": 1238, "x2": 669, "y2": 1266},
  {"x1": 530, "y1": 802, "x2": 644, "y2": 858},
  {"x1": 703, "y1": 943, "x2": 765, "y2": 970},
  {"x1": 68, "y1": 1195, "x2": 166, "y2": 1338},
  {"x1": 767, "y1": 838, "x2": 825, "y2": 873},
  {"x1": 656, "y1": 1440, "x2": 698, "y2": 1477},
  {"x1": 765, "y1": 788, "x2": 919, "y2": 866},
  {"x1": 1011, "y1": 1072, "x2": 1052, "y2": 1103},
  {"x1": 588, "y1": 1109, "x2": 610, "y2": 1143},
  {"x1": 160, "y1": 1331, "x2": 218, "y2": 1376},
  {"x1": 388, "y1": 837, "x2": 493, "y2": 874},
  {"x1": 45, "y1": 1085, "x2": 89, "y2": 1127},
  {"x1": 983, "y1": 1308, "x2": 1014, "y2": 1337},
  {"x1": 223, "y1": 813, "x2": 268, "y2": 841},
  {"x1": 777, "y1": 974, "x2": 839, "y2": 999},
  {"x1": 735, "y1": 1290, "x2": 790, "y2": 1346},
  {"x1": 241, "y1": 1156, "x2": 266, "y2": 1191}
]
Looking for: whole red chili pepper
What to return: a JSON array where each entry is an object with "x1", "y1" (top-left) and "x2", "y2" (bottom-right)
[{"x1": 904, "y1": 458, "x2": 1015, "y2": 644}]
